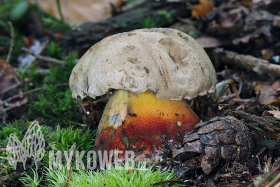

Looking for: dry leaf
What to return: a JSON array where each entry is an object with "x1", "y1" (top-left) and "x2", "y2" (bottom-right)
[
  {"x1": 232, "y1": 25, "x2": 271, "y2": 45},
  {"x1": 254, "y1": 80, "x2": 280, "y2": 105},
  {"x1": 261, "y1": 49, "x2": 274, "y2": 60},
  {"x1": 273, "y1": 16, "x2": 280, "y2": 27},
  {"x1": 268, "y1": 111, "x2": 280, "y2": 119},
  {"x1": 29, "y1": 0, "x2": 124, "y2": 25},
  {"x1": 253, "y1": 0, "x2": 278, "y2": 5},
  {"x1": 245, "y1": 10, "x2": 274, "y2": 26},
  {"x1": 240, "y1": 0, "x2": 253, "y2": 6},
  {"x1": 192, "y1": 0, "x2": 215, "y2": 19},
  {"x1": 196, "y1": 37, "x2": 221, "y2": 48},
  {"x1": 0, "y1": 59, "x2": 16, "y2": 93},
  {"x1": 219, "y1": 10, "x2": 242, "y2": 28}
]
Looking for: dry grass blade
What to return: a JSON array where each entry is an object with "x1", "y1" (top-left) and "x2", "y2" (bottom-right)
[
  {"x1": 63, "y1": 142, "x2": 76, "y2": 187},
  {"x1": 256, "y1": 163, "x2": 280, "y2": 187},
  {"x1": 265, "y1": 170, "x2": 280, "y2": 187}
]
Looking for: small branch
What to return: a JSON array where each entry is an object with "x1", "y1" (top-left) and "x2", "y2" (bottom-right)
[
  {"x1": 0, "y1": 83, "x2": 69, "y2": 107},
  {"x1": 22, "y1": 47, "x2": 65, "y2": 66},
  {"x1": 218, "y1": 93, "x2": 236, "y2": 103},
  {"x1": 213, "y1": 48, "x2": 280, "y2": 77},
  {"x1": 22, "y1": 41, "x2": 49, "y2": 72},
  {"x1": 75, "y1": 98, "x2": 90, "y2": 115},
  {"x1": 0, "y1": 22, "x2": 14, "y2": 78},
  {"x1": 151, "y1": 180, "x2": 190, "y2": 186},
  {"x1": 0, "y1": 83, "x2": 20, "y2": 95},
  {"x1": 1, "y1": 97, "x2": 28, "y2": 112},
  {"x1": 214, "y1": 85, "x2": 230, "y2": 103}
]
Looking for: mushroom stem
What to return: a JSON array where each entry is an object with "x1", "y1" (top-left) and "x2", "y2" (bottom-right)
[
  {"x1": 95, "y1": 89, "x2": 200, "y2": 163},
  {"x1": 97, "y1": 89, "x2": 130, "y2": 136}
]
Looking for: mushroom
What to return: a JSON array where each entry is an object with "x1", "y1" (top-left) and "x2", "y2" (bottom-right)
[{"x1": 69, "y1": 28, "x2": 216, "y2": 163}]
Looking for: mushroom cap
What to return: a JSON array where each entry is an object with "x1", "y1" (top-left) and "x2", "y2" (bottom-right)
[{"x1": 69, "y1": 28, "x2": 216, "y2": 100}]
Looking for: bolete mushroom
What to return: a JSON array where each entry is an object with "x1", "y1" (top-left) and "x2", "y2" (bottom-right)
[{"x1": 69, "y1": 28, "x2": 216, "y2": 163}]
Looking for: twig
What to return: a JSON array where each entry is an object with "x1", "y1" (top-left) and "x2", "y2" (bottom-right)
[
  {"x1": 75, "y1": 98, "x2": 90, "y2": 115},
  {"x1": 214, "y1": 85, "x2": 230, "y2": 103},
  {"x1": 1, "y1": 98, "x2": 28, "y2": 112},
  {"x1": 92, "y1": 98, "x2": 109, "y2": 105},
  {"x1": 63, "y1": 142, "x2": 76, "y2": 187},
  {"x1": 0, "y1": 83, "x2": 20, "y2": 95},
  {"x1": 22, "y1": 46, "x2": 65, "y2": 67},
  {"x1": 0, "y1": 22, "x2": 14, "y2": 79},
  {"x1": 22, "y1": 41, "x2": 49, "y2": 72},
  {"x1": 218, "y1": 93, "x2": 236, "y2": 103},
  {"x1": 213, "y1": 48, "x2": 280, "y2": 77},
  {"x1": 0, "y1": 83, "x2": 69, "y2": 107},
  {"x1": 232, "y1": 98, "x2": 251, "y2": 102},
  {"x1": 150, "y1": 180, "x2": 190, "y2": 186}
]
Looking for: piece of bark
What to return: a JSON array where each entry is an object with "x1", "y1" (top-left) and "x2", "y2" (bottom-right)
[
  {"x1": 58, "y1": 2, "x2": 191, "y2": 51},
  {"x1": 213, "y1": 48, "x2": 280, "y2": 77}
]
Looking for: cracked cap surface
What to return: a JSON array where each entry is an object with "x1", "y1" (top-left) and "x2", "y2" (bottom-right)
[{"x1": 69, "y1": 28, "x2": 216, "y2": 100}]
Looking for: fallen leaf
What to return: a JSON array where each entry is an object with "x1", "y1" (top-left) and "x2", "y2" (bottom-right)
[
  {"x1": 29, "y1": 0, "x2": 124, "y2": 25},
  {"x1": 254, "y1": 80, "x2": 280, "y2": 105},
  {"x1": 240, "y1": 0, "x2": 253, "y2": 6},
  {"x1": 0, "y1": 59, "x2": 17, "y2": 93},
  {"x1": 245, "y1": 10, "x2": 274, "y2": 26},
  {"x1": 273, "y1": 16, "x2": 280, "y2": 27},
  {"x1": 232, "y1": 25, "x2": 271, "y2": 45},
  {"x1": 196, "y1": 37, "x2": 221, "y2": 48},
  {"x1": 219, "y1": 10, "x2": 242, "y2": 28},
  {"x1": 253, "y1": 0, "x2": 278, "y2": 5},
  {"x1": 192, "y1": 0, "x2": 215, "y2": 19},
  {"x1": 268, "y1": 111, "x2": 280, "y2": 119},
  {"x1": 261, "y1": 49, "x2": 274, "y2": 60},
  {"x1": 215, "y1": 79, "x2": 233, "y2": 96}
]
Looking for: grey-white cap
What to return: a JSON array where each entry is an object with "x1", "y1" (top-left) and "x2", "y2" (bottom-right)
[{"x1": 69, "y1": 28, "x2": 216, "y2": 100}]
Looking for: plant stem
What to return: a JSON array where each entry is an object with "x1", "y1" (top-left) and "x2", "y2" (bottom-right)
[{"x1": 56, "y1": 0, "x2": 64, "y2": 23}]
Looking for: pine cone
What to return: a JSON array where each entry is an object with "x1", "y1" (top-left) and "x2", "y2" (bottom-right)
[{"x1": 173, "y1": 116, "x2": 254, "y2": 175}]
